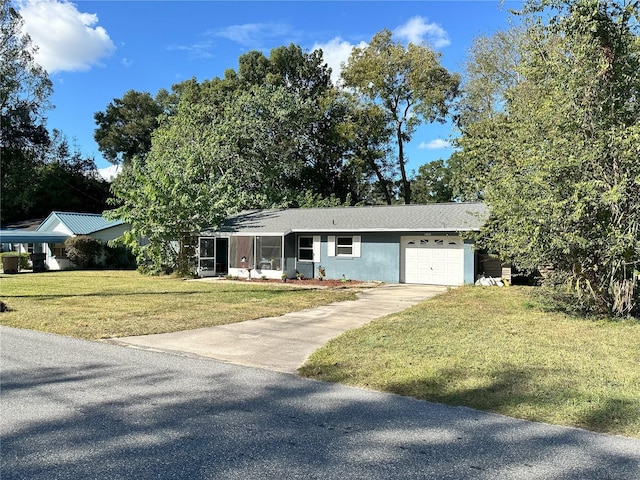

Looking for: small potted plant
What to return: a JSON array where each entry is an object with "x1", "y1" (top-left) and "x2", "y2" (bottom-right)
[
  {"x1": 317, "y1": 265, "x2": 326, "y2": 281},
  {"x1": 281, "y1": 273, "x2": 287, "y2": 283}
]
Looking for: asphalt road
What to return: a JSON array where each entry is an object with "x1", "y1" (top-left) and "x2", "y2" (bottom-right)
[{"x1": 2, "y1": 326, "x2": 639, "y2": 479}]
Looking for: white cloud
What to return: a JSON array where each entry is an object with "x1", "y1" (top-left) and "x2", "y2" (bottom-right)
[
  {"x1": 213, "y1": 23, "x2": 292, "y2": 48},
  {"x1": 168, "y1": 42, "x2": 215, "y2": 60},
  {"x1": 419, "y1": 139, "x2": 451, "y2": 150},
  {"x1": 98, "y1": 164, "x2": 122, "y2": 182},
  {"x1": 394, "y1": 16, "x2": 450, "y2": 49},
  {"x1": 18, "y1": 0, "x2": 115, "y2": 73},
  {"x1": 312, "y1": 37, "x2": 367, "y2": 86}
]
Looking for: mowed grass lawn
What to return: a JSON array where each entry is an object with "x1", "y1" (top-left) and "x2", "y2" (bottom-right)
[
  {"x1": 0, "y1": 270, "x2": 356, "y2": 339},
  {"x1": 299, "y1": 286, "x2": 640, "y2": 438}
]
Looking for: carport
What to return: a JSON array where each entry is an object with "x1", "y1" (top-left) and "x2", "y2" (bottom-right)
[{"x1": 0, "y1": 230, "x2": 71, "y2": 272}]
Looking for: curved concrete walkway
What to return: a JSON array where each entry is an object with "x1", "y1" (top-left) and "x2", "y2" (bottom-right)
[{"x1": 111, "y1": 284, "x2": 446, "y2": 373}]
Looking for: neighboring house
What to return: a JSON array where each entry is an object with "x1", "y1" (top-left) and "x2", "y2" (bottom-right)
[
  {"x1": 198, "y1": 203, "x2": 488, "y2": 286},
  {"x1": 0, "y1": 212, "x2": 129, "y2": 271}
]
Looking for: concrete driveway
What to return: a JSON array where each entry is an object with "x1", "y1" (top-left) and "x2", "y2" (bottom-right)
[{"x1": 111, "y1": 283, "x2": 446, "y2": 373}]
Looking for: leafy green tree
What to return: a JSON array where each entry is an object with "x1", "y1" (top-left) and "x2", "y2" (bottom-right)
[
  {"x1": 33, "y1": 131, "x2": 110, "y2": 217},
  {"x1": 107, "y1": 84, "x2": 319, "y2": 273},
  {"x1": 411, "y1": 159, "x2": 454, "y2": 204},
  {"x1": 107, "y1": 43, "x2": 398, "y2": 273},
  {"x1": 0, "y1": 0, "x2": 52, "y2": 223},
  {"x1": 341, "y1": 29, "x2": 459, "y2": 204},
  {"x1": 456, "y1": 0, "x2": 640, "y2": 316},
  {"x1": 237, "y1": 44, "x2": 332, "y2": 98},
  {"x1": 93, "y1": 89, "x2": 165, "y2": 165}
]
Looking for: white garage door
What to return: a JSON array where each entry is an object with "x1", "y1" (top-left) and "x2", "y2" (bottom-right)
[{"x1": 402, "y1": 236, "x2": 464, "y2": 286}]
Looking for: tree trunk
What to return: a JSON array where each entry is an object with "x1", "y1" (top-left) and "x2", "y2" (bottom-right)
[{"x1": 397, "y1": 123, "x2": 411, "y2": 204}]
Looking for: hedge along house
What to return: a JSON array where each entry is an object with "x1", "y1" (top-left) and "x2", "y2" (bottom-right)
[
  {"x1": 0, "y1": 212, "x2": 129, "y2": 271},
  {"x1": 198, "y1": 203, "x2": 488, "y2": 286}
]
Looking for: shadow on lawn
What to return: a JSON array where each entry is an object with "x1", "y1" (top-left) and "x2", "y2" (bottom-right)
[
  {"x1": 2, "y1": 288, "x2": 321, "y2": 300},
  {"x1": 301, "y1": 364, "x2": 639, "y2": 438},
  {"x1": 2, "y1": 328, "x2": 639, "y2": 480}
]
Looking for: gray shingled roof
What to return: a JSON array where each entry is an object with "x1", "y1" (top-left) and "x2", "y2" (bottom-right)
[{"x1": 210, "y1": 203, "x2": 488, "y2": 235}]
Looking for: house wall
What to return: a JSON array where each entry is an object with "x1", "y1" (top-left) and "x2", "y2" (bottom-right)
[
  {"x1": 92, "y1": 224, "x2": 130, "y2": 243},
  {"x1": 44, "y1": 242, "x2": 72, "y2": 270},
  {"x1": 298, "y1": 233, "x2": 401, "y2": 283},
  {"x1": 215, "y1": 231, "x2": 479, "y2": 285}
]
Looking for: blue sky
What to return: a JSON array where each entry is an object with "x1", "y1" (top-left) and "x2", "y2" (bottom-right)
[{"x1": 17, "y1": 0, "x2": 520, "y2": 174}]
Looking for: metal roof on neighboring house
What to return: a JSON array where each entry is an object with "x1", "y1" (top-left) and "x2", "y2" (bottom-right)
[
  {"x1": 36, "y1": 212, "x2": 125, "y2": 235},
  {"x1": 208, "y1": 203, "x2": 488, "y2": 235}
]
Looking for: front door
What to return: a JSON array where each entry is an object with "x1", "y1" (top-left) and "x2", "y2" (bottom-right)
[{"x1": 199, "y1": 237, "x2": 229, "y2": 277}]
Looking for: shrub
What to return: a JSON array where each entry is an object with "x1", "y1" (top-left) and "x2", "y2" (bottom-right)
[
  {"x1": 64, "y1": 236, "x2": 102, "y2": 269},
  {"x1": 103, "y1": 244, "x2": 136, "y2": 269}
]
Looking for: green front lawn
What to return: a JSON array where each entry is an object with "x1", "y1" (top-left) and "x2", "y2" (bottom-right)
[
  {"x1": 0, "y1": 270, "x2": 357, "y2": 339},
  {"x1": 299, "y1": 286, "x2": 640, "y2": 438}
]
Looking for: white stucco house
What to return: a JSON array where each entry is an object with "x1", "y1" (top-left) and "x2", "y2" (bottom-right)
[{"x1": 0, "y1": 212, "x2": 130, "y2": 271}]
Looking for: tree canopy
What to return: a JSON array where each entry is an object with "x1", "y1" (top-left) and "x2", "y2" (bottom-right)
[
  {"x1": 1, "y1": 1, "x2": 108, "y2": 223},
  {"x1": 454, "y1": 0, "x2": 640, "y2": 316},
  {"x1": 93, "y1": 89, "x2": 167, "y2": 165},
  {"x1": 106, "y1": 45, "x2": 383, "y2": 272},
  {"x1": 341, "y1": 29, "x2": 459, "y2": 204}
]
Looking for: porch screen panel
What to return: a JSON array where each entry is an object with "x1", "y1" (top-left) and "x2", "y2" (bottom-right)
[
  {"x1": 229, "y1": 236, "x2": 254, "y2": 268},
  {"x1": 199, "y1": 238, "x2": 215, "y2": 258},
  {"x1": 256, "y1": 236, "x2": 282, "y2": 270}
]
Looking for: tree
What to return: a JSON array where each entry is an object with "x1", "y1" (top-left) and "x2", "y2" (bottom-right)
[
  {"x1": 341, "y1": 29, "x2": 459, "y2": 204},
  {"x1": 456, "y1": 0, "x2": 640, "y2": 316},
  {"x1": 411, "y1": 159, "x2": 454, "y2": 204},
  {"x1": 0, "y1": 0, "x2": 52, "y2": 222},
  {"x1": 107, "y1": 84, "x2": 321, "y2": 273},
  {"x1": 33, "y1": 131, "x2": 110, "y2": 218},
  {"x1": 237, "y1": 44, "x2": 332, "y2": 97},
  {"x1": 93, "y1": 89, "x2": 165, "y2": 165}
]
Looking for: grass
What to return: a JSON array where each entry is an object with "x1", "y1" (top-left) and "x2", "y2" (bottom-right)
[
  {"x1": 299, "y1": 286, "x2": 640, "y2": 438},
  {"x1": 0, "y1": 270, "x2": 357, "y2": 339}
]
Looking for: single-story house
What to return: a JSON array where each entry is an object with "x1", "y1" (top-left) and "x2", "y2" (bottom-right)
[
  {"x1": 198, "y1": 203, "x2": 488, "y2": 286},
  {"x1": 0, "y1": 211, "x2": 129, "y2": 271}
]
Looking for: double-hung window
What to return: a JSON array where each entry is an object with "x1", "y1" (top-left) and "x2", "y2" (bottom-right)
[
  {"x1": 327, "y1": 236, "x2": 361, "y2": 257},
  {"x1": 336, "y1": 237, "x2": 353, "y2": 255},
  {"x1": 298, "y1": 236, "x2": 320, "y2": 262}
]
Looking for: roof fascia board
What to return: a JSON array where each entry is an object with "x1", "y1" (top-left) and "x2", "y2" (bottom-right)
[
  {"x1": 35, "y1": 212, "x2": 60, "y2": 232},
  {"x1": 210, "y1": 231, "x2": 291, "y2": 237},
  {"x1": 289, "y1": 227, "x2": 481, "y2": 233},
  {"x1": 211, "y1": 227, "x2": 479, "y2": 235}
]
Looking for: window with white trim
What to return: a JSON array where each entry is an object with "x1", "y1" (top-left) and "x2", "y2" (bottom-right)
[
  {"x1": 327, "y1": 235, "x2": 361, "y2": 257},
  {"x1": 298, "y1": 236, "x2": 320, "y2": 262},
  {"x1": 336, "y1": 237, "x2": 353, "y2": 255},
  {"x1": 298, "y1": 236, "x2": 314, "y2": 260}
]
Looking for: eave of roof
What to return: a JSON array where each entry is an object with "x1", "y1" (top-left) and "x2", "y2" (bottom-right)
[{"x1": 0, "y1": 230, "x2": 71, "y2": 243}]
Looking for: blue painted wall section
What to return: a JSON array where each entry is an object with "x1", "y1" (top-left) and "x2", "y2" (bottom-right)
[
  {"x1": 308, "y1": 233, "x2": 401, "y2": 284},
  {"x1": 463, "y1": 239, "x2": 476, "y2": 284}
]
